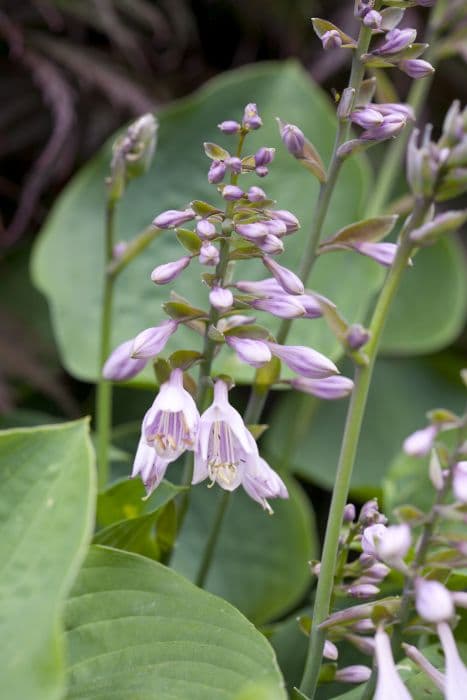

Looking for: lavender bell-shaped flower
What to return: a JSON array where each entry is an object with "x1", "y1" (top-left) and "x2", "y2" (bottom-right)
[
  {"x1": 209, "y1": 286, "x2": 234, "y2": 311},
  {"x1": 374, "y1": 627, "x2": 412, "y2": 700},
  {"x1": 437, "y1": 622, "x2": 467, "y2": 700},
  {"x1": 242, "y1": 455, "x2": 288, "y2": 514},
  {"x1": 151, "y1": 256, "x2": 191, "y2": 284},
  {"x1": 225, "y1": 336, "x2": 272, "y2": 368},
  {"x1": 131, "y1": 319, "x2": 178, "y2": 358},
  {"x1": 142, "y1": 368, "x2": 200, "y2": 461},
  {"x1": 131, "y1": 437, "x2": 172, "y2": 497},
  {"x1": 267, "y1": 342, "x2": 338, "y2": 379},
  {"x1": 103, "y1": 339, "x2": 147, "y2": 381}
]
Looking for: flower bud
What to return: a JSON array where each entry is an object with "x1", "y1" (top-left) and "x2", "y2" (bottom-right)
[
  {"x1": 398, "y1": 59, "x2": 435, "y2": 79},
  {"x1": 361, "y1": 114, "x2": 407, "y2": 142},
  {"x1": 344, "y1": 503, "x2": 356, "y2": 522},
  {"x1": 226, "y1": 156, "x2": 242, "y2": 174},
  {"x1": 247, "y1": 186, "x2": 267, "y2": 202},
  {"x1": 255, "y1": 147, "x2": 275, "y2": 167},
  {"x1": 217, "y1": 314, "x2": 255, "y2": 333},
  {"x1": 323, "y1": 640, "x2": 338, "y2": 661},
  {"x1": 235, "y1": 222, "x2": 269, "y2": 241},
  {"x1": 225, "y1": 337, "x2": 272, "y2": 368},
  {"x1": 361, "y1": 563, "x2": 390, "y2": 582},
  {"x1": 363, "y1": 10, "x2": 382, "y2": 29},
  {"x1": 196, "y1": 219, "x2": 217, "y2": 239},
  {"x1": 415, "y1": 579, "x2": 454, "y2": 623},
  {"x1": 250, "y1": 296, "x2": 306, "y2": 319},
  {"x1": 335, "y1": 665, "x2": 372, "y2": 683},
  {"x1": 429, "y1": 449, "x2": 444, "y2": 491},
  {"x1": 131, "y1": 319, "x2": 178, "y2": 359},
  {"x1": 267, "y1": 342, "x2": 338, "y2": 379},
  {"x1": 346, "y1": 324, "x2": 370, "y2": 350},
  {"x1": 151, "y1": 256, "x2": 191, "y2": 284},
  {"x1": 289, "y1": 375, "x2": 354, "y2": 399},
  {"x1": 452, "y1": 461, "x2": 467, "y2": 503},
  {"x1": 353, "y1": 241, "x2": 399, "y2": 267},
  {"x1": 403, "y1": 424, "x2": 438, "y2": 457},
  {"x1": 209, "y1": 285, "x2": 233, "y2": 311},
  {"x1": 266, "y1": 209, "x2": 300, "y2": 232},
  {"x1": 153, "y1": 208, "x2": 195, "y2": 229},
  {"x1": 103, "y1": 340, "x2": 147, "y2": 381},
  {"x1": 258, "y1": 234, "x2": 284, "y2": 255},
  {"x1": 208, "y1": 160, "x2": 227, "y2": 184},
  {"x1": 347, "y1": 583, "x2": 380, "y2": 599},
  {"x1": 321, "y1": 29, "x2": 342, "y2": 50},
  {"x1": 218, "y1": 120, "x2": 241, "y2": 134},
  {"x1": 264, "y1": 219, "x2": 287, "y2": 237},
  {"x1": 222, "y1": 185, "x2": 244, "y2": 201},
  {"x1": 278, "y1": 121, "x2": 305, "y2": 157},
  {"x1": 359, "y1": 498, "x2": 387, "y2": 525},
  {"x1": 351, "y1": 107, "x2": 384, "y2": 129},
  {"x1": 255, "y1": 165, "x2": 269, "y2": 177},
  {"x1": 262, "y1": 256, "x2": 305, "y2": 295},
  {"x1": 199, "y1": 242, "x2": 220, "y2": 266},
  {"x1": 375, "y1": 28, "x2": 417, "y2": 55},
  {"x1": 113, "y1": 241, "x2": 128, "y2": 259},
  {"x1": 243, "y1": 103, "x2": 262, "y2": 130},
  {"x1": 351, "y1": 619, "x2": 375, "y2": 633}
]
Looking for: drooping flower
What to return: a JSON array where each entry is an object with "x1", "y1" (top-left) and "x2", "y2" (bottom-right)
[
  {"x1": 192, "y1": 380, "x2": 288, "y2": 511},
  {"x1": 131, "y1": 436, "x2": 172, "y2": 497},
  {"x1": 142, "y1": 369, "x2": 199, "y2": 461},
  {"x1": 103, "y1": 339, "x2": 148, "y2": 381},
  {"x1": 437, "y1": 621, "x2": 467, "y2": 700},
  {"x1": 374, "y1": 627, "x2": 412, "y2": 700}
]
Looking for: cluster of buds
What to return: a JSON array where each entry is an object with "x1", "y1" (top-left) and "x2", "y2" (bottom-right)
[
  {"x1": 103, "y1": 104, "x2": 357, "y2": 509},
  {"x1": 313, "y1": 382, "x2": 467, "y2": 696}
]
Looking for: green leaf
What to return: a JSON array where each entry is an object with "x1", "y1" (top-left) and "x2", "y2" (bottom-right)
[
  {"x1": 32, "y1": 61, "x2": 376, "y2": 385},
  {"x1": 94, "y1": 477, "x2": 185, "y2": 559},
  {"x1": 381, "y1": 236, "x2": 467, "y2": 355},
  {"x1": 64, "y1": 546, "x2": 287, "y2": 699},
  {"x1": 264, "y1": 357, "x2": 466, "y2": 495},
  {"x1": 0, "y1": 420, "x2": 96, "y2": 700},
  {"x1": 172, "y1": 475, "x2": 317, "y2": 624}
]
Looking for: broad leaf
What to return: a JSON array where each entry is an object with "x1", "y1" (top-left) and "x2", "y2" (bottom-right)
[
  {"x1": 64, "y1": 545, "x2": 287, "y2": 699},
  {"x1": 264, "y1": 356, "x2": 466, "y2": 495},
  {"x1": 32, "y1": 61, "x2": 377, "y2": 384},
  {"x1": 0, "y1": 420, "x2": 95, "y2": 700},
  {"x1": 173, "y1": 475, "x2": 316, "y2": 624}
]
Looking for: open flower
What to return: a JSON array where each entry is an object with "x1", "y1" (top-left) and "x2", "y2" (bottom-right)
[
  {"x1": 437, "y1": 622, "x2": 467, "y2": 700},
  {"x1": 131, "y1": 436, "x2": 172, "y2": 497},
  {"x1": 192, "y1": 379, "x2": 288, "y2": 511},
  {"x1": 374, "y1": 627, "x2": 412, "y2": 700},
  {"x1": 142, "y1": 369, "x2": 199, "y2": 461}
]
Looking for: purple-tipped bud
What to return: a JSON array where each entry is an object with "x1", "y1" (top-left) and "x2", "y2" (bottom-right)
[
  {"x1": 196, "y1": 219, "x2": 217, "y2": 239},
  {"x1": 335, "y1": 666, "x2": 372, "y2": 684},
  {"x1": 399, "y1": 59, "x2": 435, "y2": 79},
  {"x1": 250, "y1": 296, "x2": 306, "y2": 319},
  {"x1": 375, "y1": 28, "x2": 417, "y2": 55},
  {"x1": 278, "y1": 122, "x2": 305, "y2": 157},
  {"x1": 255, "y1": 147, "x2": 275, "y2": 167},
  {"x1": 218, "y1": 120, "x2": 241, "y2": 134},
  {"x1": 222, "y1": 185, "x2": 244, "y2": 201},
  {"x1": 199, "y1": 242, "x2": 220, "y2": 266},
  {"x1": 264, "y1": 219, "x2": 287, "y2": 237},
  {"x1": 247, "y1": 186, "x2": 267, "y2": 203},
  {"x1": 351, "y1": 107, "x2": 384, "y2": 129},
  {"x1": 361, "y1": 114, "x2": 407, "y2": 142},
  {"x1": 209, "y1": 285, "x2": 233, "y2": 311},
  {"x1": 226, "y1": 156, "x2": 242, "y2": 174},
  {"x1": 323, "y1": 640, "x2": 339, "y2": 661},
  {"x1": 297, "y1": 293, "x2": 324, "y2": 319},
  {"x1": 153, "y1": 208, "x2": 195, "y2": 229},
  {"x1": 262, "y1": 256, "x2": 305, "y2": 295},
  {"x1": 255, "y1": 166, "x2": 269, "y2": 177},
  {"x1": 403, "y1": 424, "x2": 438, "y2": 457},
  {"x1": 453, "y1": 461, "x2": 467, "y2": 503},
  {"x1": 415, "y1": 579, "x2": 454, "y2": 623},
  {"x1": 267, "y1": 342, "x2": 338, "y2": 379},
  {"x1": 344, "y1": 503, "x2": 356, "y2": 522},
  {"x1": 258, "y1": 234, "x2": 284, "y2": 255},
  {"x1": 208, "y1": 160, "x2": 227, "y2": 184},
  {"x1": 360, "y1": 498, "x2": 387, "y2": 526},
  {"x1": 266, "y1": 209, "x2": 300, "y2": 232},
  {"x1": 377, "y1": 103, "x2": 415, "y2": 120},
  {"x1": 235, "y1": 222, "x2": 269, "y2": 241},
  {"x1": 353, "y1": 241, "x2": 399, "y2": 267},
  {"x1": 225, "y1": 336, "x2": 272, "y2": 368},
  {"x1": 321, "y1": 29, "x2": 343, "y2": 50},
  {"x1": 289, "y1": 375, "x2": 354, "y2": 399},
  {"x1": 362, "y1": 563, "x2": 390, "y2": 582},
  {"x1": 346, "y1": 324, "x2": 370, "y2": 350},
  {"x1": 103, "y1": 339, "x2": 147, "y2": 381},
  {"x1": 131, "y1": 319, "x2": 178, "y2": 359},
  {"x1": 243, "y1": 103, "x2": 262, "y2": 130},
  {"x1": 151, "y1": 256, "x2": 191, "y2": 284},
  {"x1": 113, "y1": 241, "x2": 128, "y2": 259},
  {"x1": 363, "y1": 10, "x2": 382, "y2": 29},
  {"x1": 347, "y1": 584, "x2": 380, "y2": 599}
]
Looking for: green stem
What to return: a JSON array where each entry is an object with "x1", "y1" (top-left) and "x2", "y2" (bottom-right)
[
  {"x1": 108, "y1": 225, "x2": 163, "y2": 278},
  {"x1": 96, "y1": 200, "x2": 116, "y2": 489},
  {"x1": 195, "y1": 489, "x2": 231, "y2": 587},
  {"x1": 299, "y1": 197, "x2": 431, "y2": 699}
]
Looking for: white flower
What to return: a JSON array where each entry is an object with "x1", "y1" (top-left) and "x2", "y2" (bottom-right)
[
  {"x1": 437, "y1": 621, "x2": 467, "y2": 700},
  {"x1": 374, "y1": 627, "x2": 412, "y2": 700}
]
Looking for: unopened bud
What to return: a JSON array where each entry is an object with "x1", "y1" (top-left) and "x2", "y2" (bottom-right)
[
  {"x1": 153, "y1": 208, "x2": 195, "y2": 229},
  {"x1": 347, "y1": 584, "x2": 380, "y2": 599},
  {"x1": 335, "y1": 665, "x2": 372, "y2": 684},
  {"x1": 453, "y1": 461, "x2": 467, "y2": 503},
  {"x1": 398, "y1": 59, "x2": 434, "y2": 79},
  {"x1": 208, "y1": 160, "x2": 227, "y2": 184},
  {"x1": 222, "y1": 185, "x2": 244, "y2": 201},
  {"x1": 323, "y1": 640, "x2": 339, "y2": 660},
  {"x1": 363, "y1": 10, "x2": 382, "y2": 29},
  {"x1": 218, "y1": 120, "x2": 241, "y2": 134},
  {"x1": 243, "y1": 103, "x2": 262, "y2": 130},
  {"x1": 151, "y1": 256, "x2": 191, "y2": 284},
  {"x1": 262, "y1": 256, "x2": 305, "y2": 295},
  {"x1": 247, "y1": 186, "x2": 267, "y2": 202},
  {"x1": 346, "y1": 324, "x2": 370, "y2": 350},
  {"x1": 199, "y1": 242, "x2": 220, "y2": 266},
  {"x1": 374, "y1": 28, "x2": 417, "y2": 56},
  {"x1": 209, "y1": 285, "x2": 234, "y2": 311},
  {"x1": 196, "y1": 219, "x2": 217, "y2": 240},
  {"x1": 321, "y1": 29, "x2": 342, "y2": 50},
  {"x1": 255, "y1": 147, "x2": 275, "y2": 167},
  {"x1": 429, "y1": 449, "x2": 444, "y2": 491},
  {"x1": 403, "y1": 424, "x2": 438, "y2": 457},
  {"x1": 344, "y1": 503, "x2": 356, "y2": 522},
  {"x1": 277, "y1": 119, "x2": 305, "y2": 157}
]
